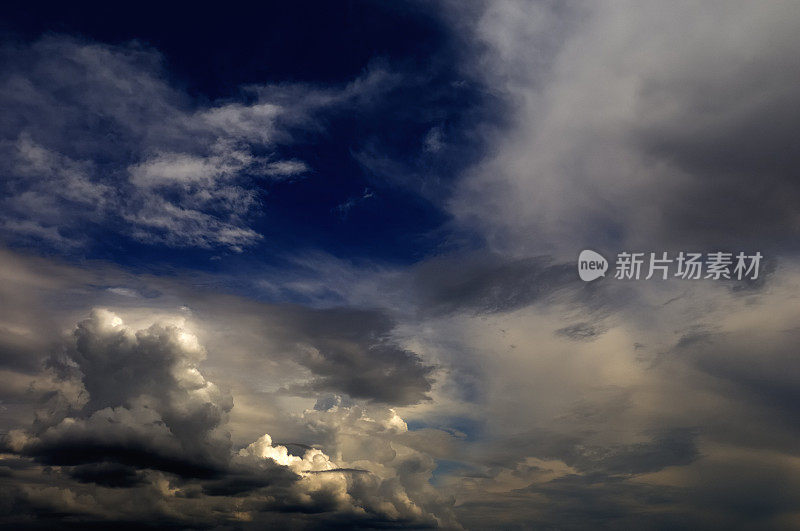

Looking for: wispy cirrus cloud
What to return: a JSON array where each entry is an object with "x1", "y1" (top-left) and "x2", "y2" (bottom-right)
[{"x1": 0, "y1": 36, "x2": 392, "y2": 252}]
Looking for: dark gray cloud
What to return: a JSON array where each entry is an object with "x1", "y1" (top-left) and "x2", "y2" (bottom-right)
[
  {"x1": 676, "y1": 328, "x2": 800, "y2": 443},
  {"x1": 411, "y1": 253, "x2": 574, "y2": 316},
  {"x1": 67, "y1": 463, "x2": 145, "y2": 489},
  {"x1": 632, "y1": 25, "x2": 800, "y2": 253},
  {"x1": 267, "y1": 306, "x2": 435, "y2": 405},
  {"x1": 486, "y1": 427, "x2": 699, "y2": 477},
  {"x1": 490, "y1": 452, "x2": 800, "y2": 531},
  {"x1": 0, "y1": 330, "x2": 49, "y2": 374},
  {"x1": 495, "y1": 475, "x2": 690, "y2": 531},
  {"x1": 555, "y1": 322, "x2": 607, "y2": 342}
]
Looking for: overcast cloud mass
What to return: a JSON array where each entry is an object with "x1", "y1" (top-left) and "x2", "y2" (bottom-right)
[{"x1": 1, "y1": 1, "x2": 800, "y2": 529}]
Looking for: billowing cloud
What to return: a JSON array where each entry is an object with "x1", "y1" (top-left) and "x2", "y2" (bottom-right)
[
  {"x1": 6, "y1": 310, "x2": 232, "y2": 479},
  {"x1": 0, "y1": 308, "x2": 455, "y2": 528}
]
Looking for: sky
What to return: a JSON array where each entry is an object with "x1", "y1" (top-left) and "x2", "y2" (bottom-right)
[{"x1": 1, "y1": 1, "x2": 800, "y2": 529}]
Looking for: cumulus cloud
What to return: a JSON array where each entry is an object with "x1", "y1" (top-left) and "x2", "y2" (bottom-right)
[
  {"x1": 14, "y1": 309, "x2": 234, "y2": 474},
  {"x1": 0, "y1": 307, "x2": 455, "y2": 528}
]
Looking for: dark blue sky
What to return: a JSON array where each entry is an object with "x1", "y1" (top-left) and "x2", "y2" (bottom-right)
[{"x1": 0, "y1": 0, "x2": 500, "y2": 272}]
